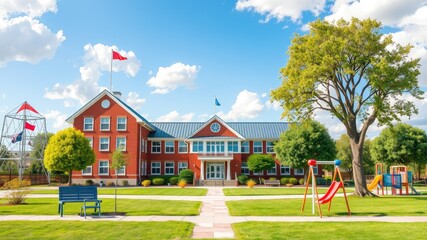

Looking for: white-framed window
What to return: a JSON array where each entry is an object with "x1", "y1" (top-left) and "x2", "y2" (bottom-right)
[
  {"x1": 115, "y1": 166, "x2": 126, "y2": 176},
  {"x1": 228, "y1": 141, "x2": 239, "y2": 153},
  {"x1": 280, "y1": 165, "x2": 290, "y2": 175},
  {"x1": 313, "y1": 165, "x2": 319, "y2": 175},
  {"x1": 83, "y1": 117, "x2": 94, "y2": 131},
  {"x1": 151, "y1": 141, "x2": 161, "y2": 153},
  {"x1": 117, "y1": 117, "x2": 127, "y2": 131},
  {"x1": 141, "y1": 139, "x2": 145, "y2": 152},
  {"x1": 99, "y1": 160, "x2": 109, "y2": 175},
  {"x1": 86, "y1": 137, "x2": 93, "y2": 148},
  {"x1": 207, "y1": 141, "x2": 224, "y2": 153},
  {"x1": 100, "y1": 117, "x2": 110, "y2": 131},
  {"x1": 165, "y1": 141, "x2": 174, "y2": 154},
  {"x1": 241, "y1": 162, "x2": 250, "y2": 175},
  {"x1": 99, "y1": 137, "x2": 110, "y2": 151},
  {"x1": 294, "y1": 168, "x2": 304, "y2": 175},
  {"x1": 241, "y1": 141, "x2": 249, "y2": 153},
  {"x1": 141, "y1": 161, "x2": 147, "y2": 175},
  {"x1": 253, "y1": 141, "x2": 263, "y2": 153},
  {"x1": 165, "y1": 162, "x2": 174, "y2": 175},
  {"x1": 266, "y1": 141, "x2": 274, "y2": 153},
  {"x1": 82, "y1": 165, "x2": 92, "y2": 175},
  {"x1": 267, "y1": 164, "x2": 277, "y2": 175},
  {"x1": 178, "y1": 141, "x2": 188, "y2": 153},
  {"x1": 192, "y1": 141, "x2": 203, "y2": 152},
  {"x1": 151, "y1": 162, "x2": 161, "y2": 175},
  {"x1": 178, "y1": 162, "x2": 188, "y2": 173},
  {"x1": 116, "y1": 137, "x2": 126, "y2": 151}
]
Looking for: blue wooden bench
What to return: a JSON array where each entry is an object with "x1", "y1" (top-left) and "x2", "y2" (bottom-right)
[{"x1": 58, "y1": 186, "x2": 102, "y2": 218}]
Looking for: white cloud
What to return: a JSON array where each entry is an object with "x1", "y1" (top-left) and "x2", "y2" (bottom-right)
[
  {"x1": 147, "y1": 62, "x2": 200, "y2": 94},
  {"x1": 156, "y1": 111, "x2": 195, "y2": 122},
  {"x1": 0, "y1": 0, "x2": 65, "y2": 66},
  {"x1": 235, "y1": 0, "x2": 325, "y2": 23},
  {"x1": 266, "y1": 100, "x2": 281, "y2": 111},
  {"x1": 218, "y1": 90, "x2": 264, "y2": 121},
  {"x1": 43, "y1": 110, "x2": 69, "y2": 131},
  {"x1": 44, "y1": 43, "x2": 141, "y2": 105},
  {"x1": 125, "y1": 92, "x2": 146, "y2": 110},
  {"x1": 326, "y1": 0, "x2": 424, "y2": 26}
]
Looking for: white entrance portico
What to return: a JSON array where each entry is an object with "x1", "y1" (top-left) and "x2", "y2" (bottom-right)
[{"x1": 198, "y1": 153, "x2": 233, "y2": 180}]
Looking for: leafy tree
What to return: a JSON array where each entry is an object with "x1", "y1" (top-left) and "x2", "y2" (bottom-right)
[
  {"x1": 336, "y1": 134, "x2": 374, "y2": 179},
  {"x1": 371, "y1": 123, "x2": 427, "y2": 179},
  {"x1": 274, "y1": 120, "x2": 336, "y2": 182},
  {"x1": 44, "y1": 128, "x2": 95, "y2": 185},
  {"x1": 247, "y1": 154, "x2": 275, "y2": 182},
  {"x1": 30, "y1": 132, "x2": 54, "y2": 159},
  {"x1": 110, "y1": 146, "x2": 128, "y2": 214},
  {"x1": 271, "y1": 18, "x2": 422, "y2": 196}
]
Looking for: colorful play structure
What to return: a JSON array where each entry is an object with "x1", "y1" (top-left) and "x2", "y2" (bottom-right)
[
  {"x1": 367, "y1": 163, "x2": 420, "y2": 195},
  {"x1": 301, "y1": 159, "x2": 351, "y2": 218}
]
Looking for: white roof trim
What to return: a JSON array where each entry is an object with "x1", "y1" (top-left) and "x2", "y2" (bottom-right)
[
  {"x1": 186, "y1": 115, "x2": 244, "y2": 139},
  {"x1": 66, "y1": 90, "x2": 154, "y2": 131}
]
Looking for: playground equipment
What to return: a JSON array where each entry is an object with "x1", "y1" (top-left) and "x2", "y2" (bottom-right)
[
  {"x1": 367, "y1": 163, "x2": 384, "y2": 194},
  {"x1": 367, "y1": 163, "x2": 419, "y2": 195},
  {"x1": 301, "y1": 159, "x2": 351, "y2": 218},
  {"x1": 0, "y1": 102, "x2": 49, "y2": 182}
]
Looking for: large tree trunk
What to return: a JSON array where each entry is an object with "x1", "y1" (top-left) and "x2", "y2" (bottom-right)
[{"x1": 349, "y1": 138, "x2": 373, "y2": 196}]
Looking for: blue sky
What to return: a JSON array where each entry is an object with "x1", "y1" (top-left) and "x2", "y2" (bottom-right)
[{"x1": 1, "y1": 0, "x2": 426, "y2": 139}]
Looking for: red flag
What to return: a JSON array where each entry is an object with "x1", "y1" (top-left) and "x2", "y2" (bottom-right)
[
  {"x1": 112, "y1": 50, "x2": 127, "y2": 60},
  {"x1": 17, "y1": 102, "x2": 39, "y2": 114},
  {"x1": 25, "y1": 122, "x2": 36, "y2": 131}
]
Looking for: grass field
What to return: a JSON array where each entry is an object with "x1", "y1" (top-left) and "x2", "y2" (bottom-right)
[
  {"x1": 0, "y1": 198, "x2": 201, "y2": 216},
  {"x1": 0, "y1": 221, "x2": 194, "y2": 240},
  {"x1": 233, "y1": 221, "x2": 427, "y2": 240},
  {"x1": 227, "y1": 195, "x2": 427, "y2": 216},
  {"x1": 28, "y1": 187, "x2": 208, "y2": 196}
]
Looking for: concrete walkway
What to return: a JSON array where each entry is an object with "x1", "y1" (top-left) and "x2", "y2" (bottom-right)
[{"x1": 1, "y1": 187, "x2": 427, "y2": 239}]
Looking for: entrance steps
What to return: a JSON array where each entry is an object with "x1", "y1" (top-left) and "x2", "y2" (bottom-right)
[{"x1": 197, "y1": 180, "x2": 237, "y2": 187}]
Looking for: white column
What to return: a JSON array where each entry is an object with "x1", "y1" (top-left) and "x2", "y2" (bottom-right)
[
  {"x1": 227, "y1": 160, "x2": 231, "y2": 180},
  {"x1": 200, "y1": 160, "x2": 205, "y2": 180}
]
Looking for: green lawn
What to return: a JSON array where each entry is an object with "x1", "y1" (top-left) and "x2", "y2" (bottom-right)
[
  {"x1": 28, "y1": 187, "x2": 207, "y2": 196},
  {"x1": 223, "y1": 187, "x2": 333, "y2": 196},
  {"x1": 227, "y1": 195, "x2": 427, "y2": 217},
  {"x1": 0, "y1": 198, "x2": 201, "y2": 216},
  {"x1": 233, "y1": 222, "x2": 427, "y2": 240},
  {"x1": 0, "y1": 221, "x2": 194, "y2": 240}
]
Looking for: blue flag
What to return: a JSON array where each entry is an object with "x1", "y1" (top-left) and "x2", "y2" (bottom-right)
[
  {"x1": 12, "y1": 131, "x2": 23, "y2": 143},
  {"x1": 215, "y1": 98, "x2": 221, "y2": 106}
]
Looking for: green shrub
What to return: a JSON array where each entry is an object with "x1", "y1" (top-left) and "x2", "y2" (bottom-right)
[
  {"x1": 152, "y1": 178, "x2": 165, "y2": 185},
  {"x1": 149, "y1": 175, "x2": 178, "y2": 184},
  {"x1": 299, "y1": 178, "x2": 305, "y2": 185},
  {"x1": 280, "y1": 177, "x2": 290, "y2": 185},
  {"x1": 269, "y1": 177, "x2": 277, "y2": 181},
  {"x1": 169, "y1": 177, "x2": 179, "y2": 185},
  {"x1": 85, "y1": 179, "x2": 94, "y2": 186},
  {"x1": 317, "y1": 178, "x2": 327, "y2": 185},
  {"x1": 238, "y1": 174, "x2": 249, "y2": 185},
  {"x1": 178, "y1": 169, "x2": 194, "y2": 184},
  {"x1": 122, "y1": 180, "x2": 129, "y2": 186},
  {"x1": 289, "y1": 177, "x2": 298, "y2": 185}
]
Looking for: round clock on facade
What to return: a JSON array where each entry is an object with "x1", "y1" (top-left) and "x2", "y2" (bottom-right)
[
  {"x1": 210, "y1": 123, "x2": 221, "y2": 133},
  {"x1": 101, "y1": 99, "x2": 110, "y2": 109}
]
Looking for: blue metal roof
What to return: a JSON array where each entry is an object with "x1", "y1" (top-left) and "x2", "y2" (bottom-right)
[{"x1": 149, "y1": 122, "x2": 289, "y2": 139}]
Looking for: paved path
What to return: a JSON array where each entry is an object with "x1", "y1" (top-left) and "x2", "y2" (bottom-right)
[{"x1": 1, "y1": 187, "x2": 427, "y2": 239}]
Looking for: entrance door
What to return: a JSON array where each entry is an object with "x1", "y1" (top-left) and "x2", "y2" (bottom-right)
[{"x1": 207, "y1": 163, "x2": 224, "y2": 179}]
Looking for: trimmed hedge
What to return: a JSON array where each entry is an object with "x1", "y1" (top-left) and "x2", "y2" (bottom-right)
[
  {"x1": 148, "y1": 175, "x2": 179, "y2": 185},
  {"x1": 152, "y1": 178, "x2": 165, "y2": 185},
  {"x1": 179, "y1": 169, "x2": 194, "y2": 184}
]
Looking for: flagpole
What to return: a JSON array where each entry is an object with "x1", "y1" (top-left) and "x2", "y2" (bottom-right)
[{"x1": 110, "y1": 49, "x2": 113, "y2": 92}]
